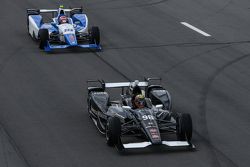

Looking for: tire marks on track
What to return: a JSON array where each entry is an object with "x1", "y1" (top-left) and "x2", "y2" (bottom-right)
[
  {"x1": 88, "y1": 0, "x2": 169, "y2": 10},
  {"x1": 162, "y1": 45, "x2": 231, "y2": 74},
  {"x1": 0, "y1": 47, "x2": 24, "y2": 75},
  {"x1": 158, "y1": 44, "x2": 247, "y2": 167},
  {"x1": 91, "y1": 51, "x2": 131, "y2": 81},
  {"x1": 0, "y1": 47, "x2": 32, "y2": 167},
  {"x1": 104, "y1": 40, "x2": 250, "y2": 50},
  {"x1": 0, "y1": 124, "x2": 31, "y2": 167},
  {"x1": 201, "y1": 0, "x2": 233, "y2": 21},
  {"x1": 198, "y1": 53, "x2": 250, "y2": 167}
]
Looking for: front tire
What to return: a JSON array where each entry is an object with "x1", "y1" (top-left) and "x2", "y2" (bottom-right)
[
  {"x1": 89, "y1": 26, "x2": 100, "y2": 45},
  {"x1": 38, "y1": 29, "x2": 49, "y2": 49},
  {"x1": 106, "y1": 117, "x2": 121, "y2": 146},
  {"x1": 177, "y1": 113, "x2": 192, "y2": 142}
]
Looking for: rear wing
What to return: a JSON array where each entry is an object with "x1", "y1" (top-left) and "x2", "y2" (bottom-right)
[
  {"x1": 144, "y1": 77, "x2": 162, "y2": 85},
  {"x1": 87, "y1": 80, "x2": 148, "y2": 88},
  {"x1": 27, "y1": 9, "x2": 40, "y2": 16},
  {"x1": 105, "y1": 82, "x2": 148, "y2": 88},
  {"x1": 87, "y1": 80, "x2": 149, "y2": 95},
  {"x1": 87, "y1": 77, "x2": 162, "y2": 89},
  {"x1": 39, "y1": 8, "x2": 83, "y2": 13},
  {"x1": 87, "y1": 80, "x2": 105, "y2": 93},
  {"x1": 86, "y1": 77, "x2": 163, "y2": 94},
  {"x1": 27, "y1": 7, "x2": 83, "y2": 16}
]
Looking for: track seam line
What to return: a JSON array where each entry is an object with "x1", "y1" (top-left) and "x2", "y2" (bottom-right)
[
  {"x1": 91, "y1": 50, "x2": 131, "y2": 81},
  {"x1": 103, "y1": 40, "x2": 250, "y2": 50},
  {"x1": 0, "y1": 124, "x2": 32, "y2": 167},
  {"x1": 0, "y1": 47, "x2": 32, "y2": 167}
]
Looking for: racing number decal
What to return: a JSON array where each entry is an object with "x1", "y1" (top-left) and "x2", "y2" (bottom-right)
[
  {"x1": 64, "y1": 29, "x2": 74, "y2": 32},
  {"x1": 142, "y1": 115, "x2": 154, "y2": 121}
]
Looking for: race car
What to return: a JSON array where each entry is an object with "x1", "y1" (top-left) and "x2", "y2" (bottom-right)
[
  {"x1": 27, "y1": 5, "x2": 101, "y2": 51},
  {"x1": 87, "y1": 78, "x2": 194, "y2": 152}
]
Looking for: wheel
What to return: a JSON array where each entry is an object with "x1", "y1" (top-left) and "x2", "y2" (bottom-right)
[
  {"x1": 87, "y1": 97, "x2": 91, "y2": 115},
  {"x1": 176, "y1": 113, "x2": 192, "y2": 142},
  {"x1": 31, "y1": 31, "x2": 37, "y2": 40},
  {"x1": 87, "y1": 99, "x2": 93, "y2": 118},
  {"x1": 38, "y1": 29, "x2": 49, "y2": 49},
  {"x1": 89, "y1": 26, "x2": 100, "y2": 45},
  {"x1": 27, "y1": 17, "x2": 30, "y2": 34},
  {"x1": 106, "y1": 117, "x2": 121, "y2": 146}
]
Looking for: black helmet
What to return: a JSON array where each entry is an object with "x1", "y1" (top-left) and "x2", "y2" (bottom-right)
[{"x1": 134, "y1": 94, "x2": 145, "y2": 108}]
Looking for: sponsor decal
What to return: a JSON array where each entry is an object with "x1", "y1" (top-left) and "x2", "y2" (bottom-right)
[
  {"x1": 69, "y1": 35, "x2": 75, "y2": 43},
  {"x1": 149, "y1": 128, "x2": 160, "y2": 139},
  {"x1": 148, "y1": 122, "x2": 154, "y2": 125},
  {"x1": 149, "y1": 128, "x2": 157, "y2": 133},
  {"x1": 152, "y1": 134, "x2": 160, "y2": 139}
]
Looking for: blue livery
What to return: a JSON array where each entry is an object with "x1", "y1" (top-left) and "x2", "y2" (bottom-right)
[{"x1": 27, "y1": 6, "x2": 101, "y2": 52}]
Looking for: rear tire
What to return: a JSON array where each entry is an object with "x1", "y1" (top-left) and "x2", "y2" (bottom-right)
[
  {"x1": 38, "y1": 29, "x2": 49, "y2": 49},
  {"x1": 177, "y1": 113, "x2": 192, "y2": 142},
  {"x1": 27, "y1": 17, "x2": 30, "y2": 34},
  {"x1": 89, "y1": 26, "x2": 100, "y2": 45},
  {"x1": 106, "y1": 117, "x2": 121, "y2": 146}
]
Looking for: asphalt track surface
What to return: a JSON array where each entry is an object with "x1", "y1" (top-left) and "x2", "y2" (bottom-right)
[{"x1": 0, "y1": 0, "x2": 250, "y2": 167}]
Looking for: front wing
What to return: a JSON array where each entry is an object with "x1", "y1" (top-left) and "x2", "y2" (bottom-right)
[
  {"x1": 122, "y1": 141, "x2": 195, "y2": 149},
  {"x1": 44, "y1": 42, "x2": 101, "y2": 51}
]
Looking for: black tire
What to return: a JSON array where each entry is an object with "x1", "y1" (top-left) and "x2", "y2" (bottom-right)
[
  {"x1": 177, "y1": 113, "x2": 192, "y2": 142},
  {"x1": 38, "y1": 29, "x2": 49, "y2": 49},
  {"x1": 87, "y1": 97, "x2": 92, "y2": 117},
  {"x1": 106, "y1": 117, "x2": 121, "y2": 146},
  {"x1": 27, "y1": 17, "x2": 30, "y2": 34},
  {"x1": 89, "y1": 26, "x2": 100, "y2": 45},
  {"x1": 31, "y1": 31, "x2": 37, "y2": 41}
]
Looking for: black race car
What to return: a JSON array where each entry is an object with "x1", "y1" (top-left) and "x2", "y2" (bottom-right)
[{"x1": 87, "y1": 78, "x2": 194, "y2": 151}]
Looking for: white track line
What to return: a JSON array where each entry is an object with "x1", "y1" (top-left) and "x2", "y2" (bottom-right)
[{"x1": 181, "y1": 22, "x2": 211, "y2": 37}]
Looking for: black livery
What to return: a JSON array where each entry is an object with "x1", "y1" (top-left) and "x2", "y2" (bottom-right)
[{"x1": 87, "y1": 78, "x2": 194, "y2": 151}]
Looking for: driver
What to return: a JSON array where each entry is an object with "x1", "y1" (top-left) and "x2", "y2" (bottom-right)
[
  {"x1": 133, "y1": 94, "x2": 146, "y2": 109},
  {"x1": 58, "y1": 15, "x2": 68, "y2": 24}
]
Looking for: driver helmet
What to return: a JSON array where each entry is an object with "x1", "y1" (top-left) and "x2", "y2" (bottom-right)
[
  {"x1": 134, "y1": 94, "x2": 146, "y2": 109},
  {"x1": 59, "y1": 15, "x2": 68, "y2": 24}
]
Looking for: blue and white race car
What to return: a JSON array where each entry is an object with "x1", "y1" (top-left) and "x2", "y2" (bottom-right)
[{"x1": 27, "y1": 6, "x2": 101, "y2": 51}]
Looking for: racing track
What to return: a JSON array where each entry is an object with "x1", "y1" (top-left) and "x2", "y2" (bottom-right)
[{"x1": 0, "y1": 0, "x2": 250, "y2": 167}]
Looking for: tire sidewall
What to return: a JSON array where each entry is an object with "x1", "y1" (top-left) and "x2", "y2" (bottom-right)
[
  {"x1": 39, "y1": 29, "x2": 49, "y2": 49},
  {"x1": 177, "y1": 113, "x2": 192, "y2": 141},
  {"x1": 89, "y1": 26, "x2": 100, "y2": 45},
  {"x1": 106, "y1": 117, "x2": 121, "y2": 146}
]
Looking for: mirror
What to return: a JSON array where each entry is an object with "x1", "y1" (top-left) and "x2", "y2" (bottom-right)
[
  {"x1": 122, "y1": 106, "x2": 131, "y2": 109},
  {"x1": 155, "y1": 104, "x2": 163, "y2": 109}
]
